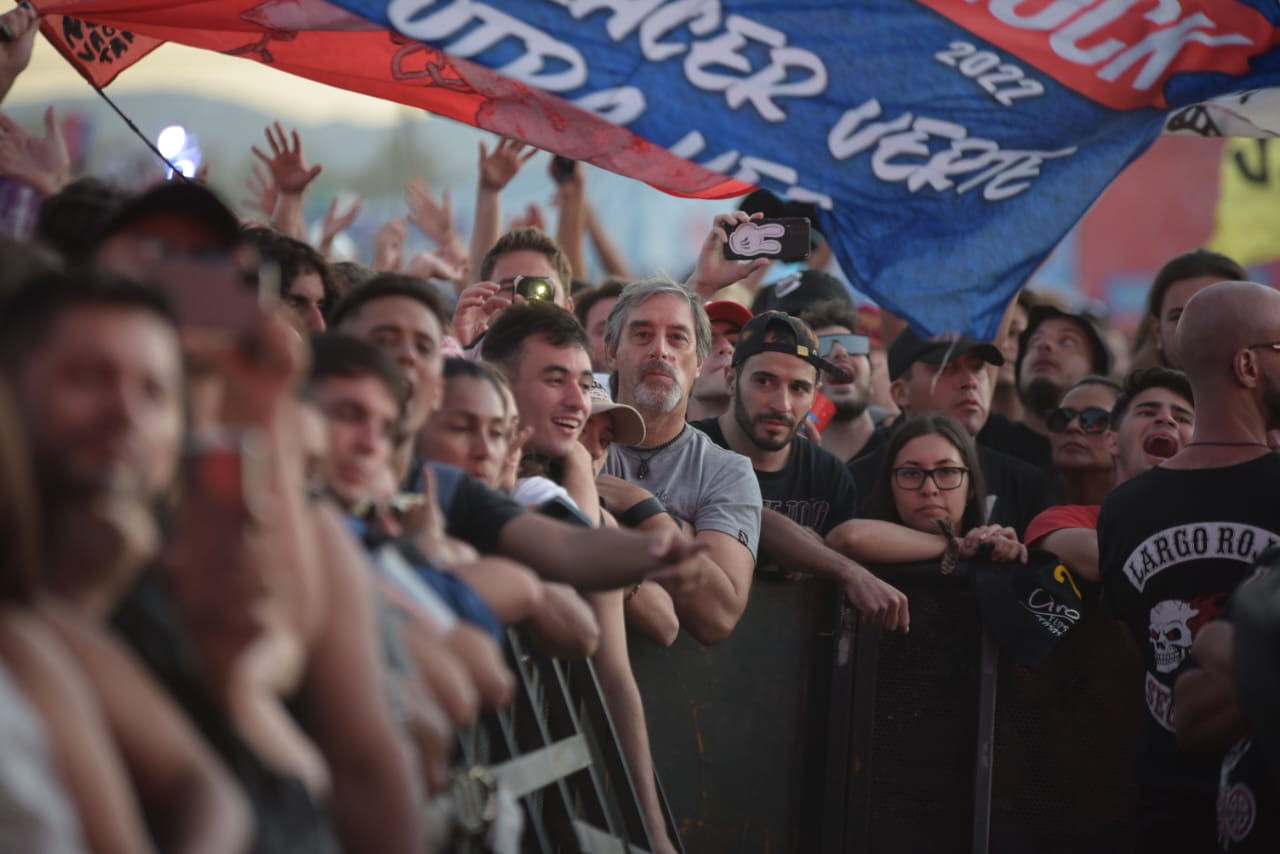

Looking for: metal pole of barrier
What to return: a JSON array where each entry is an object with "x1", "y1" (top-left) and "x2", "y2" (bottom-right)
[{"x1": 971, "y1": 629, "x2": 999, "y2": 854}]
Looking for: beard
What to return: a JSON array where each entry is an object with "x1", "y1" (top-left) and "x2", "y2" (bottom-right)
[
  {"x1": 1019, "y1": 377, "x2": 1062, "y2": 419},
  {"x1": 830, "y1": 384, "x2": 871, "y2": 421},
  {"x1": 733, "y1": 391, "x2": 796, "y2": 452},
  {"x1": 629, "y1": 360, "x2": 684, "y2": 414}
]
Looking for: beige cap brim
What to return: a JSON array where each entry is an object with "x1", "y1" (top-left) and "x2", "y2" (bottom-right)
[{"x1": 589, "y1": 400, "x2": 647, "y2": 446}]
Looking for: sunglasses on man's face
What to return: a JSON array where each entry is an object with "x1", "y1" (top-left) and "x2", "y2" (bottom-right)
[
  {"x1": 817, "y1": 333, "x2": 870, "y2": 357},
  {"x1": 1046, "y1": 406, "x2": 1111, "y2": 434}
]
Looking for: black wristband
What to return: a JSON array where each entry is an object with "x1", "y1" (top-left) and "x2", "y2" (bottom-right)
[{"x1": 618, "y1": 496, "x2": 666, "y2": 528}]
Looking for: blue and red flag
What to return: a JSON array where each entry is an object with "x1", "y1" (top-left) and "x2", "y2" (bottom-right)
[{"x1": 34, "y1": 0, "x2": 1280, "y2": 338}]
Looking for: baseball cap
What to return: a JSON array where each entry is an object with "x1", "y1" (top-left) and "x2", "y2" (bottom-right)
[
  {"x1": 1015, "y1": 305, "x2": 1113, "y2": 381},
  {"x1": 91, "y1": 181, "x2": 241, "y2": 251},
  {"x1": 887, "y1": 328, "x2": 1004, "y2": 382},
  {"x1": 732, "y1": 310, "x2": 853, "y2": 383},
  {"x1": 972, "y1": 548, "x2": 1085, "y2": 668},
  {"x1": 705, "y1": 300, "x2": 753, "y2": 330},
  {"x1": 587, "y1": 380, "x2": 646, "y2": 446},
  {"x1": 751, "y1": 269, "x2": 852, "y2": 317}
]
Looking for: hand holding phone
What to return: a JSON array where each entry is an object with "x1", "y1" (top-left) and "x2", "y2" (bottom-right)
[{"x1": 723, "y1": 217, "x2": 811, "y2": 262}]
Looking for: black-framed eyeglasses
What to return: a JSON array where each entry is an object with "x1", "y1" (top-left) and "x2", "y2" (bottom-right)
[
  {"x1": 1046, "y1": 406, "x2": 1111, "y2": 434},
  {"x1": 818, "y1": 333, "x2": 870, "y2": 357},
  {"x1": 892, "y1": 466, "x2": 968, "y2": 491},
  {"x1": 499, "y1": 275, "x2": 556, "y2": 303}
]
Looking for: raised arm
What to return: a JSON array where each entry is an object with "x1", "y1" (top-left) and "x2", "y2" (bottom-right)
[
  {"x1": 0, "y1": 107, "x2": 71, "y2": 197},
  {"x1": 0, "y1": 3, "x2": 37, "y2": 105},
  {"x1": 251, "y1": 122, "x2": 322, "y2": 240},
  {"x1": 684, "y1": 211, "x2": 770, "y2": 301},
  {"x1": 552, "y1": 159, "x2": 588, "y2": 280},
  {"x1": 468, "y1": 137, "x2": 536, "y2": 281},
  {"x1": 585, "y1": 201, "x2": 631, "y2": 278}
]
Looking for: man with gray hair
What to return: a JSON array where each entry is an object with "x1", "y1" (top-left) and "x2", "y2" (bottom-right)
[{"x1": 597, "y1": 277, "x2": 762, "y2": 645}]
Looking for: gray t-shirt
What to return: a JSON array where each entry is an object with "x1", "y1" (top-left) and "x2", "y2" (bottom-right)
[{"x1": 604, "y1": 424, "x2": 762, "y2": 558}]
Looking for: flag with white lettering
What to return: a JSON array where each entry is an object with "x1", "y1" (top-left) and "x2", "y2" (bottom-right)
[{"x1": 37, "y1": 0, "x2": 1280, "y2": 337}]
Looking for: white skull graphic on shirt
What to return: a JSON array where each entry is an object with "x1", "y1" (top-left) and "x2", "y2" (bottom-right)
[{"x1": 1149, "y1": 599, "x2": 1198, "y2": 674}]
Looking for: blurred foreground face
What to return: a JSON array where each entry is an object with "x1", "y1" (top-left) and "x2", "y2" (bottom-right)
[
  {"x1": 93, "y1": 213, "x2": 230, "y2": 277},
  {"x1": 18, "y1": 304, "x2": 183, "y2": 499},
  {"x1": 312, "y1": 374, "x2": 401, "y2": 508}
]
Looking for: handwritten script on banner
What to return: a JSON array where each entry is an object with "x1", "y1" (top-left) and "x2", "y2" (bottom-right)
[
  {"x1": 321, "y1": 0, "x2": 1280, "y2": 337},
  {"x1": 39, "y1": 0, "x2": 1280, "y2": 337}
]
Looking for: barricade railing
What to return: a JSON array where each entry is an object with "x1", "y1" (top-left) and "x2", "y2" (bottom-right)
[
  {"x1": 440, "y1": 557, "x2": 1140, "y2": 853},
  {"x1": 448, "y1": 627, "x2": 680, "y2": 853}
]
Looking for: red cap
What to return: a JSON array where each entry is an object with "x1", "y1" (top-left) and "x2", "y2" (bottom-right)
[{"x1": 705, "y1": 300, "x2": 753, "y2": 330}]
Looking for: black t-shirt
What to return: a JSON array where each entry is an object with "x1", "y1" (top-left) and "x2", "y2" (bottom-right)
[
  {"x1": 692, "y1": 417, "x2": 857, "y2": 537},
  {"x1": 1097, "y1": 455, "x2": 1280, "y2": 828},
  {"x1": 847, "y1": 443, "x2": 1050, "y2": 537},
  {"x1": 111, "y1": 571, "x2": 340, "y2": 854},
  {"x1": 423, "y1": 462, "x2": 526, "y2": 553},
  {"x1": 978, "y1": 412, "x2": 1053, "y2": 473}
]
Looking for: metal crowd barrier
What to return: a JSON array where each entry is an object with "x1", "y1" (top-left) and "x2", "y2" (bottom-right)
[
  {"x1": 630, "y1": 560, "x2": 1142, "y2": 854},
  {"x1": 448, "y1": 627, "x2": 679, "y2": 853}
]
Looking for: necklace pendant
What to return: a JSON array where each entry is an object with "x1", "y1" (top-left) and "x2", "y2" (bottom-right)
[{"x1": 638, "y1": 460, "x2": 649, "y2": 480}]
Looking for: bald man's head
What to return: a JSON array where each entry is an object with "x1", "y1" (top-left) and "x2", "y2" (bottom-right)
[
  {"x1": 1177, "y1": 281, "x2": 1280, "y2": 382},
  {"x1": 1176, "y1": 281, "x2": 1280, "y2": 431}
]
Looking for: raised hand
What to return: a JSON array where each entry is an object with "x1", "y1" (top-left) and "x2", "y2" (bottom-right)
[
  {"x1": 0, "y1": 106, "x2": 70, "y2": 196},
  {"x1": 405, "y1": 179, "x2": 455, "y2": 245},
  {"x1": 685, "y1": 211, "x2": 771, "y2": 301},
  {"x1": 251, "y1": 121, "x2": 322, "y2": 195},
  {"x1": 478, "y1": 137, "x2": 537, "y2": 193},
  {"x1": 406, "y1": 250, "x2": 465, "y2": 284},
  {"x1": 0, "y1": 3, "x2": 39, "y2": 104},
  {"x1": 373, "y1": 217, "x2": 408, "y2": 273},
  {"x1": 242, "y1": 163, "x2": 278, "y2": 219},
  {"x1": 508, "y1": 202, "x2": 546, "y2": 233},
  {"x1": 451, "y1": 280, "x2": 504, "y2": 347},
  {"x1": 319, "y1": 194, "x2": 362, "y2": 254}
]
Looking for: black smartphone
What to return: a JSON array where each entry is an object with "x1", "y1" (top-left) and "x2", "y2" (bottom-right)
[
  {"x1": 723, "y1": 217, "x2": 811, "y2": 262},
  {"x1": 550, "y1": 156, "x2": 577, "y2": 184}
]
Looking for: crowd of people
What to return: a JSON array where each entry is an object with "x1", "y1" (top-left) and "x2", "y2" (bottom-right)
[{"x1": 1, "y1": 4, "x2": 1279, "y2": 852}]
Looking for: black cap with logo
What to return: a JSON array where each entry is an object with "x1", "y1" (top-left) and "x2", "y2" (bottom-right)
[{"x1": 732, "y1": 310, "x2": 852, "y2": 383}]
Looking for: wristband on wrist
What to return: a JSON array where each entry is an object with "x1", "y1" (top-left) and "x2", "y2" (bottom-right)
[{"x1": 618, "y1": 496, "x2": 666, "y2": 528}]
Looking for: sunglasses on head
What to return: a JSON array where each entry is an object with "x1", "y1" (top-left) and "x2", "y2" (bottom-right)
[
  {"x1": 817, "y1": 333, "x2": 870, "y2": 357},
  {"x1": 1046, "y1": 406, "x2": 1111, "y2": 434}
]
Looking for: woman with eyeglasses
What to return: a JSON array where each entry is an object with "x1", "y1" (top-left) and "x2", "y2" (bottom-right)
[{"x1": 828, "y1": 414, "x2": 1027, "y2": 565}]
